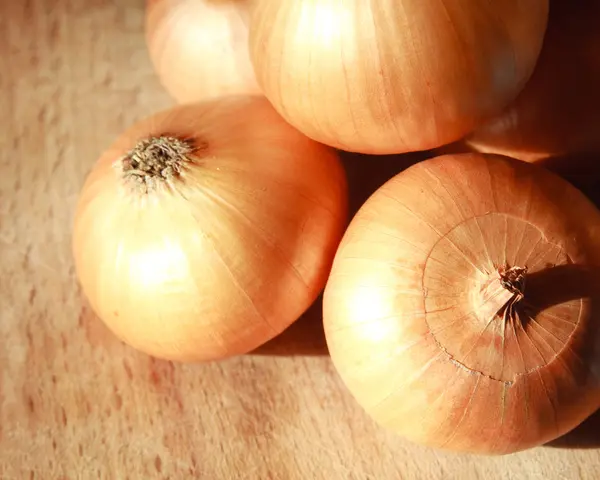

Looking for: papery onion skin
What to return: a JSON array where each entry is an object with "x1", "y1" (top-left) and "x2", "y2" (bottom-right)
[
  {"x1": 466, "y1": 0, "x2": 600, "y2": 162},
  {"x1": 323, "y1": 153, "x2": 600, "y2": 454},
  {"x1": 72, "y1": 95, "x2": 348, "y2": 362},
  {"x1": 146, "y1": 0, "x2": 261, "y2": 103},
  {"x1": 249, "y1": 0, "x2": 549, "y2": 155}
]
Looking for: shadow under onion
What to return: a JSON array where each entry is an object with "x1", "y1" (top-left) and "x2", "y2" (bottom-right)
[
  {"x1": 250, "y1": 294, "x2": 328, "y2": 356},
  {"x1": 251, "y1": 150, "x2": 428, "y2": 356},
  {"x1": 538, "y1": 152, "x2": 600, "y2": 207},
  {"x1": 545, "y1": 408, "x2": 600, "y2": 449}
]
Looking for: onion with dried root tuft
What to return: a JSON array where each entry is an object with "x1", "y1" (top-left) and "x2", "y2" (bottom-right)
[
  {"x1": 324, "y1": 153, "x2": 600, "y2": 454},
  {"x1": 73, "y1": 96, "x2": 348, "y2": 362}
]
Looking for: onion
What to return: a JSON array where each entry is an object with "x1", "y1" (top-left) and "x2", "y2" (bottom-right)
[
  {"x1": 466, "y1": 1, "x2": 600, "y2": 162},
  {"x1": 249, "y1": 0, "x2": 549, "y2": 155},
  {"x1": 323, "y1": 153, "x2": 600, "y2": 454},
  {"x1": 72, "y1": 96, "x2": 348, "y2": 362},
  {"x1": 146, "y1": 0, "x2": 261, "y2": 103}
]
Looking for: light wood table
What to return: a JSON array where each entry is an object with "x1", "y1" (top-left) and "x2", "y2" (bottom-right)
[{"x1": 1, "y1": 1, "x2": 600, "y2": 478}]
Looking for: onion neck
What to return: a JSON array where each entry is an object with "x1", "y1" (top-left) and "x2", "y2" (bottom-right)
[
  {"x1": 121, "y1": 136, "x2": 194, "y2": 193},
  {"x1": 475, "y1": 266, "x2": 527, "y2": 322}
]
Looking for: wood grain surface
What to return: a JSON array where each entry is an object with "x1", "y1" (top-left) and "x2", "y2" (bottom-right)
[{"x1": 1, "y1": 1, "x2": 600, "y2": 478}]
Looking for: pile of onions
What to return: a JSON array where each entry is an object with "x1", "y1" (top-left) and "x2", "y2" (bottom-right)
[
  {"x1": 323, "y1": 153, "x2": 600, "y2": 454},
  {"x1": 249, "y1": 0, "x2": 549, "y2": 155},
  {"x1": 74, "y1": 0, "x2": 600, "y2": 455},
  {"x1": 146, "y1": 0, "x2": 261, "y2": 103},
  {"x1": 466, "y1": 0, "x2": 600, "y2": 162},
  {"x1": 72, "y1": 96, "x2": 348, "y2": 362}
]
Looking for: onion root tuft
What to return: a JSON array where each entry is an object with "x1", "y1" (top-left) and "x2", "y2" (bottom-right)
[{"x1": 121, "y1": 136, "x2": 195, "y2": 192}]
